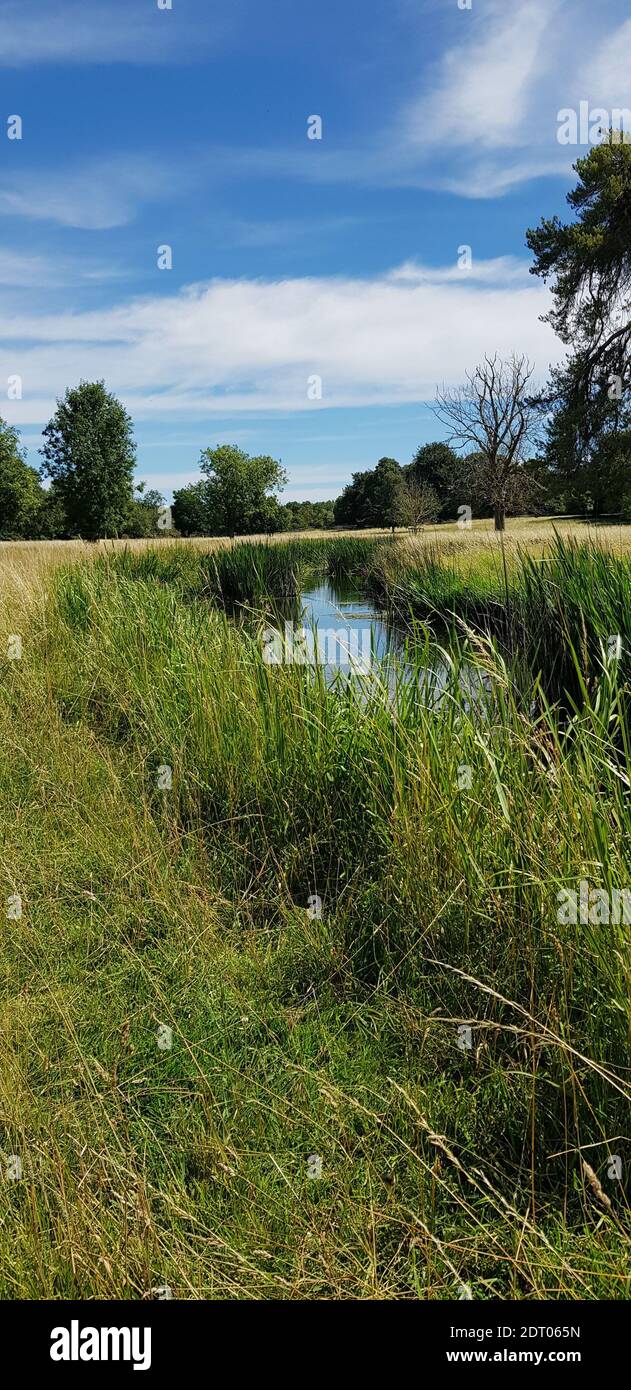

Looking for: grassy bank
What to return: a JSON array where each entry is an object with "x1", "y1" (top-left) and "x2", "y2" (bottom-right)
[
  {"x1": 367, "y1": 535, "x2": 631, "y2": 707},
  {"x1": 98, "y1": 534, "x2": 385, "y2": 606},
  {"x1": 0, "y1": 538, "x2": 629, "y2": 1298}
]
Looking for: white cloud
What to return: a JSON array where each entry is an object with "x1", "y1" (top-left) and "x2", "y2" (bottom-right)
[
  {"x1": 399, "y1": 0, "x2": 631, "y2": 196},
  {"x1": 387, "y1": 257, "x2": 532, "y2": 286},
  {"x1": 210, "y1": 0, "x2": 621, "y2": 199},
  {"x1": 1, "y1": 1, "x2": 628, "y2": 211},
  {"x1": 390, "y1": 0, "x2": 593, "y2": 194},
  {"x1": 0, "y1": 245, "x2": 126, "y2": 287},
  {"x1": 581, "y1": 19, "x2": 631, "y2": 104},
  {"x1": 406, "y1": 0, "x2": 557, "y2": 152},
  {"x1": 0, "y1": 156, "x2": 185, "y2": 230},
  {"x1": 0, "y1": 248, "x2": 70, "y2": 287},
  {"x1": 0, "y1": 0, "x2": 230, "y2": 66},
  {"x1": 0, "y1": 259, "x2": 562, "y2": 427},
  {"x1": 4, "y1": 1, "x2": 626, "y2": 234}
]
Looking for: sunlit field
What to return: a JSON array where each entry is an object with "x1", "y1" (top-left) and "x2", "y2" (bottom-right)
[{"x1": 4, "y1": 514, "x2": 631, "y2": 581}]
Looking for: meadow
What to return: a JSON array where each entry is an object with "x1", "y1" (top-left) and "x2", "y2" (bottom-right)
[{"x1": 0, "y1": 519, "x2": 629, "y2": 1299}]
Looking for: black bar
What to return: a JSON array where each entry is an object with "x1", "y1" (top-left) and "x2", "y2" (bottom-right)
[{"x1": 0, "y1": 1298, "x2": 622, "y2": 1376}]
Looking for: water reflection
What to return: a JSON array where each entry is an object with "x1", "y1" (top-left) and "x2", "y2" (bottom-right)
[
  {"x1": 300, "y1": 580, "x2": 401, "y2": 668},
  {"x1": 262, "y1": 578, "x2": 440, "y2": 704},
  {"x1": 254, "y1": 575, "x2": 488, "y2": 710}
]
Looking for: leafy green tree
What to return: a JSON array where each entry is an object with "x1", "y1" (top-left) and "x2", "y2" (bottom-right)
[
  {"x1": 172, "y1": 482, "x2": 210, "y2": 536},
  {"x1": 36, "y1": 481, "x2": 72, "y2": 539},
  {"x1": 272, "y1": 504, "x2": 292, "y2": 533},
  {"x1": 527, "y1": 135, "x2": 631, "y2": 509},
  {"x1": 333, "y1": 470, "x2": 374, "y2": 527},
  {"x1": 369, "y1": 457, "x2": 407, "y2": 532},
  {"x1": 407, "y1": 442, "x2": 461, "y2": 520},
  {"x1": 333, "y1": 460, "x2": 406, "y2": 529},
  {"x1": 583, "y1": 432, "x2": 631, "y2": 515},
  {"x1": 250, "y1": 495, "x2": 283, "y2": 535},
  {"x1": 0, "y1": 419, "x2": 44, "y2": 538},
  {"x1": 122, "y1": 484, "x2": 166, "y2": 538},
  {"x1": 199, "y1": 444, "x2": 287, "y2": 536},
  {"x1": 40, "y1": 381, "x2": 136, "y2": 540},
  {"x1": 281, "y1": 500, "x2": 334, "y2": 530},
  {"x1": 316, "y1": 501, "x2": 335, "y2": 529},
  {"x1": 140, "y1": 487, "x2": 165, "y2": 512},
  {"x1": 527, "y1": 135, "x2": 631, "y2": 397}
]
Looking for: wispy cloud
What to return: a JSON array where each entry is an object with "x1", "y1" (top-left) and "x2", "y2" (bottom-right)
[
  {"x1": 228, "y1": 215, "x2": 360, "y2": 249},
  {"x1": 405, "y1": 0, "x2": 558, "y2": 152},
  {"x1": 397, "y1": 0, "x2": 631, "y2": 195},
  {"x1": 174, "y1": 1, "x2": 630, "y2": 199},
  {"x1": 0, "y1": 258, "x2": 561, "y2": 426},
  {"x1": 2, "y1": 1, "x2": 629, "y2": 209},
  {"x1": 387, "y1": 257, "x2": 533, "y2": 286},
  {"x1": 0, "y1": 248, "x2": 71, "y2": 288},
  {"x1": 0, "y1": 245, "x2": 126, "y2": 288},
  {"x1": 4, "y1": 2, "x2": 629, "y2": 238},
  {"x1": 581, "y1": 18, "x2": 631, "y2": 103},
  {"x1": 0, "y1": 0, "x2": 233, "y2": 66},
  {"x1": 0, "y1": 155, "x2": 188, "y2": 230}
]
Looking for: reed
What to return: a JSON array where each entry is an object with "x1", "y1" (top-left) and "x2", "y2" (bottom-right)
[
  {"x1": 368, "y1": 535, "x2": 631, "y2": 706},
  {"x1": 0, "y1": 546, "x2": 628, "y2": 1298},
  {"x1": 91, "y1": 535, "x2": 387, "y2": 608}
]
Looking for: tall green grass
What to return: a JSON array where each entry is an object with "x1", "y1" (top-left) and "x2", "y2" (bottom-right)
[
  {"x1": 369, "y1": 536, "x2": 631, "y2": 707},
  {"x1": 517, "y1": 540, "x2": 631, "y2": 705},
  {"x1": 98, "y1": 535, "x2": 387, "y2": 608},
  {"x1": 0, "y1": 541, "x2": 629, "y2": 1298}
]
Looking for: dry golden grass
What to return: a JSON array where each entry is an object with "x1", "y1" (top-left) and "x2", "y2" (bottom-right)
[
  {"x1": 2, "y1": 515, "x2": 630, "y2": 583},
  {"x1": 0, "y1": 528, "x2": 387, "y2": 593},
  {"x1": 400, "y1": 515, "x2": 631, "y2": 557},
  {"x1": 1, "y1": 514, "x2": 629, "y2": 627}
]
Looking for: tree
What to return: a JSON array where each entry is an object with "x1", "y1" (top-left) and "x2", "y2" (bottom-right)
[
  {"x1": 36, "y1": 481, "x2": 72, "y2": 539},
  {"x1": 198, "y1": 444, "x2": 287, "y2": 537},
  {"x1": 527, "y1": 135, "x2": 631, "y2": 510},
  {"x1": 527, "y1": 134, "x2": 631, "y2": 416},
  {"x1": 122, "y1": 483, "x2": 165, "y2": 538},
  {"x1": 333, "y1": 470, "x2": 374, "y2": 527},
  {"x1": 464, "y1": 449, "x2": 543, "y2": 520},
  {"x1": 281, "y1": 500, "x2": 335, "y2": 531},
  {"x1": 583, "y1": 432, "x2": 631, "y2": 516},
  {"x1": 0, "y1": 419, "x2": 46, "y2": 539},
  {"x1": 369, "y1": 457, "x2": 407, "y2": 533},
  {"x1": 407, "y1": 441, "x2": 461, "y2": 520},
  {"x1": 40, "y1": 381, "x2": 136, "y2": 540},
  {"x1": 402, "y1": 478, "x2": 439, "y2": 532},
  {"x1": 172, "y1": 482, "x2": 210, "y2": 536},
  {"x1": 334, "y1": 459, "x2": 408, "y2": 530},
  {"x1": 250, "y1": 495, "x2": 282, "y2": 535},
  {"x1": 435, "y1": 354, "x2": 541, "y2": 531}
]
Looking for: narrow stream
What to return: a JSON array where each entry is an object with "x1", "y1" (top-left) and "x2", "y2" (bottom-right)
[
  {"x1": 252, "y1": 573, "x2": 486, "y2": 706},
  {"x1": 298, "y1": 577, "x2": 487, "y2": 708},
  {"x1": 300, "y1": 578, "x2": 404, "y2": 672}
]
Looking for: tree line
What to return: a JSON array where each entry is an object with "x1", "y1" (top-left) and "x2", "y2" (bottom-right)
[
  {"x1": 2, "y1": 136, "x2": 631, "y2": 540},
  {"x1": 0, "y1": 390, "x2": 335, "y2": 542},
  {"x1": 1, "y1": 383, "x2": 165, "y2": 542}
]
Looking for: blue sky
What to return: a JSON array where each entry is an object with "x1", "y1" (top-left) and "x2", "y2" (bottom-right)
[{"x1": 1, "y1": 0, "x2": 630, "y2": 501}]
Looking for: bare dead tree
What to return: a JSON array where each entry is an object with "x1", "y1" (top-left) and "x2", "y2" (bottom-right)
[
  {"x1": 402, "y1": 478, "x2": 439, "y2": 533},
  {"x1": 434, "y1": 354, "x2": 541, "y2": 531}
]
